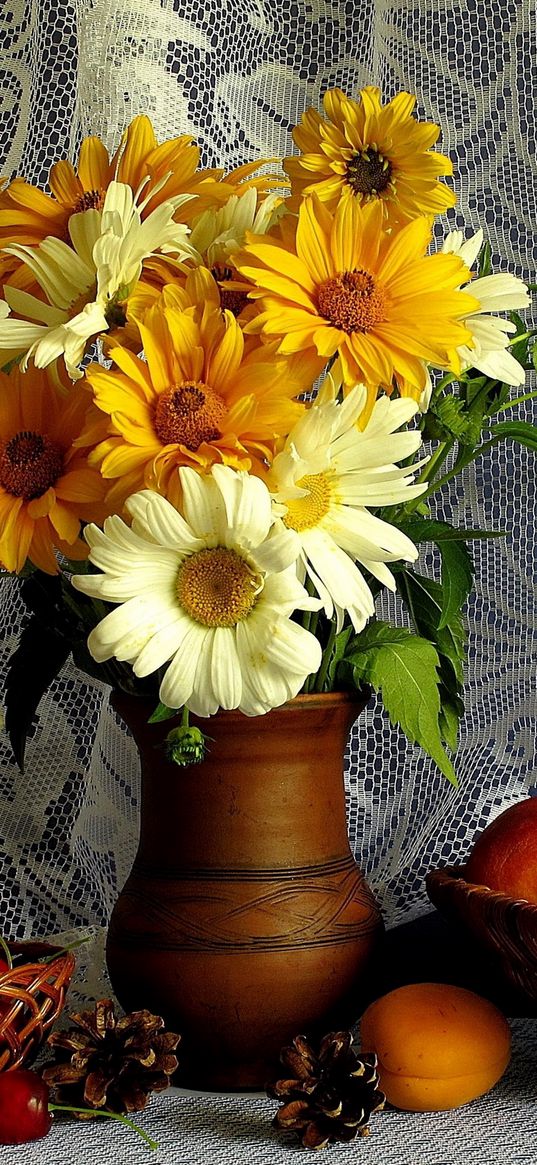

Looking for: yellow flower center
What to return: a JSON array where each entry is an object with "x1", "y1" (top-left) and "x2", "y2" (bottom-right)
[
  {"x1": 282, "y1": 472, "x2": 332, "y2": 532},
  {"x1": 346, "y1": 149, "x2": 393, "y2": 197},
  {"x1": 176, "y1": 547, "x2": 262, "y2": 627},
  {"x1": 154, "y1": 381, "x2": 227, "y2": 451},
  {"x1": 0, "y1": 431, "x2": 64, "y2": 500},
  {"x1": 317, "y1": 269, "x2": 387, "y2": 333}
]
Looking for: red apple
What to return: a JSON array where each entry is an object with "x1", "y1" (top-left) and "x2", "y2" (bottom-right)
[{"x1": 465, "y1": 798, "x2": 537, "y2": 903}]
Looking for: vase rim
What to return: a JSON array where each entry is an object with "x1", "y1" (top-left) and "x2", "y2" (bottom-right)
[{"x1": 111, "y1": 687, "x2": 370, "y2": 719}]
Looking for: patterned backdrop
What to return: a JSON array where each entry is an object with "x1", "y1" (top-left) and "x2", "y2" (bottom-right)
[{"x1": 0, "y1": 0, "x2": 535, "y2": 944}]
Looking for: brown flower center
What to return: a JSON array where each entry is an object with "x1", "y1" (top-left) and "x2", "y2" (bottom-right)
[
  {"x1": 71, "y1": 188, "x2": 106, "y2": 214},
  {"x1": 0, "y1": 431, "x2": 64, "y2": 500},
  {"x1": 154, "y1": 381, "x2": 227, "y2": 450},
  {"x1": 212, "y1": 265, "x2": 249, "y2": 318},
  {"x1": 346, "y1": 150, "x2": 392, "y2": 197},
  {"x1": 317, "y1": 269, "x2": 387, "y2": 333},
  {"x1": 176, "y1": 547, "x2": 262, "y2": 627}
]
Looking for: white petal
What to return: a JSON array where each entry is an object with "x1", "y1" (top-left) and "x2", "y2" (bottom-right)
[
  {"x1": 249, "y1": 522, "x2": 300, "y2": 575},
  {"x1": 212, "y1": 463, "x2": 273, "y2": 548},
  {"x1": 188, "y1": 629, "x2": 221, "y2": 716},
  {"x1": 463, "y1": 345, "x2": 526, "y2": 386},
  {"x1": 469, "y1": 273, "x2": 530, "y2": 312},
  {"x1": 301, "y1": 527, "x2": 375, "y2": 621},
  {"x1": 126, "y1": 490, "x2": 205, "y2": 553},
  {"x1": 159, "y1": 621, "x2": 207, "y2": 709},
  {"x1": 179, "y1": 467, "x2": 226, "y2": 543},
  {"x1": 68, "y1": 208, "x2": 103, "y2": 268},
  {"x1": 133, "y1": 616, "x2": 191, "y2": 678},
  {"x1": 4, "y1": 287, "x2": 66, "y2": 326},
  {"x1": 210, "y1": 627, "x2": 242, "y2": 709},
  {"x1": 442, "y1": 228, "x2": 483, "y2": 268}
]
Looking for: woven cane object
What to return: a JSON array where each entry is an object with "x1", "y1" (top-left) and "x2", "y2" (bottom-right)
[
  {"x1": 0, "y1": 940, "x2": 75, "y2": 1071},
  {"x1": 426, "y1": 866, "x2": 537, "y2": 1007}
]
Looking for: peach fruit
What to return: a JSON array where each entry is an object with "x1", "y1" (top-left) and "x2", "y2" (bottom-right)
[
  {"x1": 465, "y1": 798, "x2": 537, "y2": 903},
  {"x1": 359, "y1": 982, "x2": 511, "y2": 1111}
]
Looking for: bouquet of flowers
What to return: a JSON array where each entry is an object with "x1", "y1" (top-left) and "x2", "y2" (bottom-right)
[{"x1": 0, "y1": 86, "x2": 535, "y2": 783}]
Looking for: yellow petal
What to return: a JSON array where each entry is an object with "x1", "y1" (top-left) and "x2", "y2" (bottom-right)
[
  {"x1": 48, "y1": 161, "x2": 82, "y2": 206},
  {"x1": 116, "y1": 115, "x2": 157, "y2": 189},
  {"x1": 77, "y1": 136, "x2": 112, "y2": 191}
]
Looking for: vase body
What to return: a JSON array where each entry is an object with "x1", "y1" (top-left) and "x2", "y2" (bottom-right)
[{"x1": 106, "y1": 691, "x2": 383, "y2": 1089}]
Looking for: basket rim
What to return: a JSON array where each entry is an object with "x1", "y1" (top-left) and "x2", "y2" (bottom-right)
[{"x1": 426, "y1": 864, "x2": 537, "y2": 917}]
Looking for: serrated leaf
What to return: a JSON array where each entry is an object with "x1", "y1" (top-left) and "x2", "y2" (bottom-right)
[
  {"x1": 344, "y1": 622, "x2": 457, "y2": 784},
  {"x1": 147, "y1": 701, "x2": 178, "y2": 724},
  {"x1": 396, "y1": 570, "x2": 467, "y2": 684},
  {"x1": 488, "y1": 420, "x2": 537, "y2": 452},
  {"x1": 439, "y1": 698, "x2": 462, "y2": 751},
  {"x1": 437, "y1": 540, "x2": 473, "y2": 629}
]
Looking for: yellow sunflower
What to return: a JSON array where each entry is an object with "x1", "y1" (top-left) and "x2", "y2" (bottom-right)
[
  {"x1": 0, "y1": 364, "x2": 108, "y2": 573},
  {"x1": 236, "y1": 195, "x2": 480, "y2": 418},
  {"x1": 79, "y1": 297, "x2": 306, "y2": 511},
  {"x1": 284, "y1": 86, "x2": 456, "y2": 225}
]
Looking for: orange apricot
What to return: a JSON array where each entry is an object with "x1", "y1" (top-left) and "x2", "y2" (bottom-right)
[{"x1": 360, "y1": 982, "x2": 511, "y2": 1111}]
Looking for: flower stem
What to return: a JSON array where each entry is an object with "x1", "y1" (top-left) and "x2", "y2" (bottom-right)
[
  {"x1": 491, "y1": 388, "x2": 537, "y2": 414},
  {"x1": 40, "y1": 937, "x2": 90, "y2": 965},
  {"x1": 313, "y1": 620, "x2": 338, "y2": 693},
  {"x1": 0, "y1": 937, "x2": 12, "y2": 969},
  {"x1": 417, "y1": 437, "x2": 454, "y2": 485},
  {"x1": 48, "y1": 1105, "x2": 158, "y2": 1151}
]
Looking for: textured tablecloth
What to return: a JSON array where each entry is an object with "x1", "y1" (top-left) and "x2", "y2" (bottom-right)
[{"x1": 3, "y1": 1017, "x2": 537, "y2": 1165}]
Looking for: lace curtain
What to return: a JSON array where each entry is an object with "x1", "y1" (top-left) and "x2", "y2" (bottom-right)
[{"x1": 0, "y1": 0, "x2": 535, "y2": 942}]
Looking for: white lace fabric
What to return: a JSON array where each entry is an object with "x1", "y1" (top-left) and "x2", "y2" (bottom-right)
[{"x1": 0, "y1": 0, "x2": 535, "y2": 953}]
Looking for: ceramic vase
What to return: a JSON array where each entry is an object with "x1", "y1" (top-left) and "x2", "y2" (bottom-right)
[{"x1": 106, "y1": 690, "x2": 383, "y2": 1089}]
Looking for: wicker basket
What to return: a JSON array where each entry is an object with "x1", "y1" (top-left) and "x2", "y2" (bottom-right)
[
  {"x1": 0, "y1": 940, "x2": 75, "y2": 1071},
  {"x1": 426, "y1": 865, "x2": 537, "y2": 1007}
]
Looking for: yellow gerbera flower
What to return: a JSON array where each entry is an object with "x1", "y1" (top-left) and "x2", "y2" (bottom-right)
[
  {"x1": 80, "y1": 296, "x2": 306, "y2": 510},
  {"x1": 236, "y1": 196, "x2": 480, "y2": 417},
  {"x1": 284, "y1": 86, "x2": 456, "y2": 225},
  {"x1": 0, "y1": 365, "x2": 107, "y2": 573}
]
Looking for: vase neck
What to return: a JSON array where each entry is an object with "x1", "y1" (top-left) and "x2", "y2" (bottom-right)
[{"x1": 112, "y1": 692, "x2": 367, "y2": 872}]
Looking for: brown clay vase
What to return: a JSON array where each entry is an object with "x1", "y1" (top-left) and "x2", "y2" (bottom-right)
[{"x1": 106, "y1": 690, "x2": 383, "y2": 1090}]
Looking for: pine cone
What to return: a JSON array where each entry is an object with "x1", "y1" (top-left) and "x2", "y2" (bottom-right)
[
  {"x1": 267, "y1": 1031, "x2": 385, "y2": 1150},
  {"x1": 42, "y1": 998, "x2": 180, "y2": 1117}
]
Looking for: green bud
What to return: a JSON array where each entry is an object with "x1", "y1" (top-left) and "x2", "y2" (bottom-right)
[{"x1": 165, "y1": 724, "x2": 209, "y2": 767}]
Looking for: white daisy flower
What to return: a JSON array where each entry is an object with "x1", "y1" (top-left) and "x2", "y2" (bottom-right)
[
  {"x1": 441, "y1": 228, "x2": 530, "y2": 386},
  {"x1": 0, "y1": 180, "x2": 195, "y2": 379},
  {"x1": 268, "y1": 384, "x2": 427, "y2": 632},
  {"x1": 72, "y1": 465, "x2": 322, "y2": 717}
]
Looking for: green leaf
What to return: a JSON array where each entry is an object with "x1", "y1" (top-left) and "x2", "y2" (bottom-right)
[
  {"x1": 398, "y1": 517, "x2": 505, "y2": 543},
  {"x1": 147, "y1": 702, "x2": 178, "y2": 724},
  {"x1": 325, "y1": 626, "x2": 354, "y2": 688},
  {"x1": 437, "y1": 540, "x2": 473, "y2": 630},
  {"x1": 396, "y1": 570, "x2": 467, "y2": 750},
  {"x1": 343, "y1": 622, "x2": 457, "y2": 784},
  {"x1": 478, "y1": 239, "x2": 492, "y2": 278},
  {"x1": 488, "y1": 420, "x2": 537, "y2": 452},
  {"x1": 439, "y1": 696, "x2": 463, "y2": 752},
  {"x1": 396, "y1": 570, "x2": 467, "y2": 684}
]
